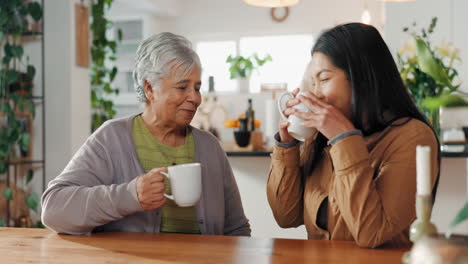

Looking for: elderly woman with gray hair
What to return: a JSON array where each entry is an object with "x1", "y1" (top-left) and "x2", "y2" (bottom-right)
[{"x1": 41, "y1": 32, "x2": 251, "y2": 236}]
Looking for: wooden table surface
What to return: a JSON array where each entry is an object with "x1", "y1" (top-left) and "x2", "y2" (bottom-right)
[{"x1": 0, "y1": 228, "x2": 407, "y2": 264}]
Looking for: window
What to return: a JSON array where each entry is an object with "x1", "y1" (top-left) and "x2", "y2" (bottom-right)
[
  {"x1": 196, "y1": 34, "x2": 314, "y2": 93},
  {"x1": 196, "y1": 41, "x2": 237, "y2": 93},
  {"x1": 114, "y1": 43, "x2": 139, "y2": 94},
  {"x1": 110, "y1": 20, "x2": 143, "y2": 105},
  {"x1": 113, "y1": 20, "x2": 143, "y2": 42},
  {"x1": 240, "y1": 34, "x2": 314, "y2": 93}
]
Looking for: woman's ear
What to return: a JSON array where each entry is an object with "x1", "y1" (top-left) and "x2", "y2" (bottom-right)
[{"x1": 144, "y1": 80, "x2": 153, "y2": 101}]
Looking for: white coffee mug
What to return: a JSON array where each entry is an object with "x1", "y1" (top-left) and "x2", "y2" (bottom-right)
[
  {"x1": 160, "y1": 163, "x2": 202, "y2": 207},
  {"x1": 277, "y1": 91, "x2": 316, "y2": 141}
]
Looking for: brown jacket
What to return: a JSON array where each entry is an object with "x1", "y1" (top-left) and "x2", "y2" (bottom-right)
[{"x1": 267, "y1": 118, "x2": 439, "y2": 248}]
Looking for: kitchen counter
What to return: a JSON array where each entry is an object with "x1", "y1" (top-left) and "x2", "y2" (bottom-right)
[
  {"x1": 222, "y1": 141, "x2": 272, "y2": 157},
  {"x1": 226, "y1": 151, "x2": 271, "y2": 157},
  {"x1": 440, "y1": 143, "x2": 468, "y2": 158}
]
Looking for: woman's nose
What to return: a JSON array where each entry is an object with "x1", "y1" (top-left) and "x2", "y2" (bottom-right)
[
  {"x1": 312, "y1": 86, "x2": 325, "y2": 100},
  {"x1": 187, "y1": 87, "x2": 200, "y2": 103},
  {"x1": 315, "y1": 90, "x2": 325, "y2": 100},
  {"x1": 314, "y1": 85, "x2": 325, "y2": 99}
]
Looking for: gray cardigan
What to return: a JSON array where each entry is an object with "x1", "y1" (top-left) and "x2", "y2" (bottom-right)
[{"x1": 41, "y1": 114, "x2": 251, "y2": 236}]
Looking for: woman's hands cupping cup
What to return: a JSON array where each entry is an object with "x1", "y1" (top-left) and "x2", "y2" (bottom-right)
[
  {"x1": 278, "y1": 88, "x2": 318, "y2": 143},
  {"x1": 278, "y1": 88, "x2": 302, "y2": 143},
  {"x1": 278, "y1": 88, "x2": 355, "y2": 143},
  {"x1": 295, "y1": 90, "x2": 355, "y2": 140}
]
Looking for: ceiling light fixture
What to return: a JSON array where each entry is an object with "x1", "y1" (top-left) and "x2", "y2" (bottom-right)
[
  {"x1": 243, "y1": 0, "x2": 300, "y2": 8},
  {"x1": 380, "y1": 0, "x2": 415, "y2": 2},
  {"x1": 361, "y1": 8, "x2": 371, "y2": 24}
]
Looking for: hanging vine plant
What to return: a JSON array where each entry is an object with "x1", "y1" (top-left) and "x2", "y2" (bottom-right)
[
  {"x1": 0, "y1": 0, "x2": 43, "y2": 227},
  {"x1": 0, "y1": 1, "x2": 42, "y2": 173},
  {"x1": 90, "y1": 0, "x2": 122, "y2": 131}
]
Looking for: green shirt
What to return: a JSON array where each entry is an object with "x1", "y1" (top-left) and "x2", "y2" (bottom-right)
[{"x1": 132, "y1": 115, "x2": 200, "y2": 234}]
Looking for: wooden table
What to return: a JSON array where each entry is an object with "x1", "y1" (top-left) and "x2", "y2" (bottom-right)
[{"x1": 0, "y1": 228, "x2": 407, "y2": 263}]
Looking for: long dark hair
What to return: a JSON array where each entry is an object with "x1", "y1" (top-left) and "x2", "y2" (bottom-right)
[{"x1": 302, "y1": 23, "x2": 440, "y2": 198}]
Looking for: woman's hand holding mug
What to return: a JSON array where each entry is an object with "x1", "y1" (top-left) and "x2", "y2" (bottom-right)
[{"x1": 136, "y1": 167, "x2": 167, "y2": 210}]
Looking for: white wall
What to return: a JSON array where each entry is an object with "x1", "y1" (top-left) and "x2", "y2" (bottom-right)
[
  {"x1": 433, "y1": 158, "x2": 468, "y2": 235},
  {"x1": 44, "y1": 0, "x2": 90, "y2": 184},
  {"x1": 113, "y1": 0, "x2": 181, "y2": 17},
  {"x1": 109, "y1": 2, "x2": 164, "y2": 36}
]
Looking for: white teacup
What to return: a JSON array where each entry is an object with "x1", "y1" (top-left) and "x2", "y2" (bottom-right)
[
  {"x1": 160, "y1": 163, "x2": 202, "y2": 207},
  {"x1": 277, "y1": 91, "x2": 316, "y2": 141}
]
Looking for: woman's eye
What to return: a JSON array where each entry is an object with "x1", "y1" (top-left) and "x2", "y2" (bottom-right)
[
  {"x1": 320, "y1": 78, "x2": 329, "y2": 82},
  {"x1": 195, "y1": 87, "x2": 201, "y2": 92},
  {"x1": 177, "y1": 87, "x2": 187, "y2": 90}
]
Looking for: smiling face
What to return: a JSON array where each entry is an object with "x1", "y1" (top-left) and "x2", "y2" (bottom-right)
[
  {"x1": 145, "y1": 66, "x2": 202, "y2": 128},
  {"x1": 309, "y1": 52, "x2": 353, "y2": 119}
]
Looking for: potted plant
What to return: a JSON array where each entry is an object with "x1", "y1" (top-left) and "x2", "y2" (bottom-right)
[
  {"x1": 398, "y1": 17, "x2": 467, "y2": 134},
  {"x1": 226, "y1": 53, "x2": 272, "y2": 93}
]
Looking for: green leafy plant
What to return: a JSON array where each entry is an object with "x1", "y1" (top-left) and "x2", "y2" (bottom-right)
[
  {"x1": 226, "y1": 53, "x2": 272, "y2": 79},
  {"x1": 90, "y1": 0, "x2": 122, "y2": 131},
  {"x1": 421, "y1": 94, "x2": 468, "y2": 110},
  {"x1": 0, "y1": 0, "x2": 42, "y2": 227},
  {"x1": 0, "y1": 0, "x2": 42, "y2": 173},
  {"x1": 446, "y1": 200, "x2": 468, "y2": 238},
  {"x1": 3, "y1": 187, "x2": 13, "y2": 201},
  {"x1": 398, "y1": 17, "x2": 466, "y2": 132}
]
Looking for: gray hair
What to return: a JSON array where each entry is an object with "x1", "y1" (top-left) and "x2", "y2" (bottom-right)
[{"x1": 133, "y1": 32, "x2": 201, "y2": 102}]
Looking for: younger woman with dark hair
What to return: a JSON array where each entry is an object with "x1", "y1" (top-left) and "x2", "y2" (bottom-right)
[{"x1": 267, "y1": 23, "x2": 439, "y2": 248}]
